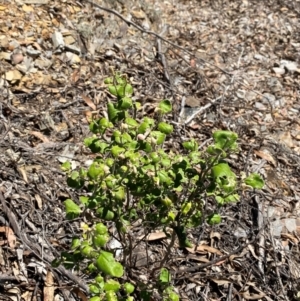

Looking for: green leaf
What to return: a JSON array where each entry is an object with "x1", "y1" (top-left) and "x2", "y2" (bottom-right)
[
  {"x1": 99, "y1": 117, "x2": 111, "y2": 128},
  {"x1": 84, "y1": 137, "x2": 104, "y2": 153},
  {"x1": 93, "y1": 234, "x2": 109, "y2": 248},
  {"x1": 159, "y1": 268, "x2": 171, "y2": 284},
  {"x1": 117, "y1": 84, "x2": 133, "y2": 98},
  {"x1": 107, "y1": 102, "x2": 118, "y2": 123},
  {"x1": 89, "y1": 284, "x2": 100, "y2": 295},
  {"x1": 114, "y1": 187, "x2": 125, "y2": 201},
  {"x1": 103, "y1": 279, "x2": 121, "y2": 292},
  {"x1": 138, "y1": 118, "x2": 154, "y2": 134},
  {"x1": 181, "y1": 202, "x2": 192, "y2": 215},
  {"x1": 64, "y1": 199, "x2": 81, "y2": 219},
  {"x1": 167, "y1": 291, "x2": 180, "y2": 301},
  {"x1": 96, "y1": 207, "x2": 115, "y2": 221},
  {"x1": 151, "y1": 131, "x2": 166, "y2": 145},
  {"x1": 106, "y1": 291, "x2": 118, "y2": 301},
  {"x1": 158, "y1": 122, "x2": 173, "y2": 134},
  {"x1": 90, "y1": 296, "x2": 101, "y2": 301},
  {"x1": 125, "y1": 117, "x2": 138, "y2": 127},
  {"x1": 108, "y1": 85, "x2": 119, "y2": 96},
  {"x1": 183, "y1": 139, "x2": 198, "y2": 151},
  {"x1": 207, "y1": 214, "x2": 221, "y2": 225},
  {"x1": 119, "y1": 97, "x2": 133, "y2": 110},
  {"x1": 244, "y1": 173, "x2": 264, "y2": 189},
  {"x1": 95, "y1": 223, "x2": 108, "y2": 235},
  {"x1": 211, "y1": 163, "x2": 236, "y2": 193},
  {"x1": 104, "y1": 77, "x2": 113, "y2": 84},
  {"x1": 158, "y1": 170, "x2": 173, "y2": 185},
  {"x1": 61, "y1": 161, "x2": 71, "y2": 171},
  {"x1": 111, "y1": 145, "x2": 125, "y2": 157},
  {"x1": 158, "y1": 100, "x2": 172, "y2": 114},
  {"x1": 96, "y1": 251, "x2": 124, "y2": 277},
  {"x1": 71, "y1": 237, "x2": 81, "y2": 250},
  {"x1": 123, "y1": 283, "x2": 135, "y2": 295},
  {"x1": 88, "y1": 163, "x2": 104, "y2": 179},
  {"x1": 67, "y1": 171, "x2": 84, "y2": 189},
  {"x1": 213, "y1": 130, "x2": 238, "y2": 150}
]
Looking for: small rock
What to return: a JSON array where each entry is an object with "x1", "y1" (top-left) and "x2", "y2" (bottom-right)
[
  {"x1": 262, "y1": 93, "x2": 276, "y2": 105},
  {"x1": 65, "y1": 52, "x2": 80, "y2": 64},
  {"x1": 64, "y1": 35, "x2": 76, "y2": 45},
  {"x1": 131, "y1": 10, "x2": 146, "y2": 19},
  {"x1": 11, "y1": 51, "x2": 24, "y2": 64},
  {"x1": 8, "y1": 40, "x2": 20, "y2": 50},
  {"x1": 5, "y1": 69, "x2": 22, "y2": 82},
  {"x1": 65, "y1": 44, "x2": 81, "y2": 55},
  {"x1": 273, "y1": 67, "x2": 285, "y2": 75},
  {"x1": 52, "y1": 31, "x2": 65, "y2": 50},
  {"x1": 254, "y1": 53, "x2": 266, "y2": 61},
  {"x1": 26, "y1": 47, "x2": 41, "y2": 58},
  {"x1": 0, "y1": 52, "x2": 11, "y2": 60},
  {"x1": 105, "y1": 49, "x2": 115, "y2": 57},
  {"x1": 35, "y1": 57, "x2": 52, "y2": 69},
  {"x1": 255, "y1": 102, "x2": 267, "y2": 110},
  {"x1": 245, "y1": 91, "x2": 256, "y2": 101},
  {"x1": 280, "y1": 60, "x2": 299, "y2": 72},
  {"x1": 0, "y1": 35, "x2": 9, "y2": 48}
]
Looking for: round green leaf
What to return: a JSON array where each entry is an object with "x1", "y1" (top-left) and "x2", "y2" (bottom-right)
[
  {"x1": 71, "y1": 237, "x2": 81, "y2": 250},
  {"x1": 158, "y1": 122, "x2": 173, "y2": 134},
  {"x1": 96, "y1": 207, "x2": 115, "y2": 221},
  {"x1": 93, "y1": 234, "x2": 109, "y2": 248},
  {"x1": 106, "y1": 291, "x2": 118, "y2": 301},
  {"x1": 207, "y1": 214, "x2": 221, "y2": 225},
  {"x1": 123, "y1": 283, "x2": 135, "y2": 294},
  {"x1": 95, "y1": 223, "x2": 108, "y2": 235},
  {"x1": 158, "y1": 100, "x2": 172, "y2": 114},
  {"x1": 64, "y1": 199, "x2": 81, "y2": 219},
  {"x1": 119, "y1": 97, "x2": 133, "y2": 109},
  {"x1": 244, "y1": 173, "x2": 264, "y2": 189},
  {"x1": 213, "y1": 130, "x2": 238, "y2": 150},
  {"x1": 104, "y1": 279, "x2": 121, "y2": 292},
  {"x1": 89, "y1": 284, "x2": 100, "y2": 294}
]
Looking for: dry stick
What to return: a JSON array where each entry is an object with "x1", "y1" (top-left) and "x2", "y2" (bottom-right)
[
  {"x1": 255, "y1": 195, "x2": 266, "y2": 277},
  {"x1": 175, "y1": 235, "x2": 258, "y2": 280},
  {"x1": 0, "y1": 190, "x2": 89, "y2": 292}
]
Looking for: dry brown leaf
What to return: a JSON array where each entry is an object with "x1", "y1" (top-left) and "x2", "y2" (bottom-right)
[
  {"x1": 186, "y1": 245, "x2": 222, "y2": 255},
  {"x1": 7, "y1": 287, "x2": 21, "y2": 301},
  {"x1": 5, "y1": 69, "x2": 22, "y2": 82},
  {"x1": 242, "y1": 290, "x2": 265, "y2": 300},
  {"x1": 281, "y1": 233, "x2": 298, "y2": 244},
  {"x1": 254, "y1": 149, "x2": 276, "y2": 166},
  {"x1": 146, "y1": 232, "x2": 167, "y2": 241},
  {"x1": 17, "y1": 166, "x2": 28, "y2": 184},
  {"x1": 0, "y1": 226, "x2": 17, "y2": 249},
  {"x1": 44, "y1": 270, "x2": 55, "y2": 301},
  {"x1": 81, "y1": 94, "x2": 96, "y2": 111},
  {"x1": 211, "y1": 278, "x2": 231, "y2": 285},
  {"x1": 71, "y1": 69, "x2": 80, "y2": 83},
  {"x1": 22, "y1": 5, "x2": 34, "y2": 12},
  {"x1": 71, "y1": 287, "x2": 88, "y2": 301},
  {"x1": 35, "y1": 194, "x2": 43, "y2": 210},
  {"x1": 30, "y1": 131, "x2": 50, "y2": 143}
]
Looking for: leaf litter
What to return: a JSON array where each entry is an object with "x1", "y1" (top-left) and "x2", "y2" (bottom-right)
[{"x1": 0, "y1": 0, "x2": 300, "y2": 300}]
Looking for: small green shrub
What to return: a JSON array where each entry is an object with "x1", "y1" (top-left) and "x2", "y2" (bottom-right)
[{"x1": 59, "y1": 73, "x2": 264, "y2": 301}]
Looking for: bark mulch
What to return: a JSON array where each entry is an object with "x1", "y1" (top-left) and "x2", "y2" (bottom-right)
[{"x1": 1, "y1": 0, "x2": 300, "y2": 300}]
